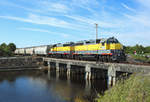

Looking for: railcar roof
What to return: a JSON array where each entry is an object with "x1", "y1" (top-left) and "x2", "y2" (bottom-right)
[{"x1": 17, "y1": 45, "x2": 52, "y2": 49}]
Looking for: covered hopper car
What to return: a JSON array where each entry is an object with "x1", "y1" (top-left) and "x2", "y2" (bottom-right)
[{"x1": 15, "y1": 45, "x2": 51, "y2": 56}]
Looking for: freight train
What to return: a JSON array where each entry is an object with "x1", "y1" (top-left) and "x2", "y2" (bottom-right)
[{"x1": 15, "y1": 37, "x2": 126, "y2": 62}]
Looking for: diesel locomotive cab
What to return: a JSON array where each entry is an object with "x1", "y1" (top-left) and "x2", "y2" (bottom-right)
[{"x1": 106, "y1": 37, "x2": 126, "y2": 61}]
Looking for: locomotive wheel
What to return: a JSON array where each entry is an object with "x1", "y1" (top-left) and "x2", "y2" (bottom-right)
[
  {"x1": 75, "y1": 55, "x2": 79, "y2": 60},
  {"x1": 63, "y1": 55, "x2": 65, "y2": 59},
  {"x1": 106, "y1": 55, "x2": 110, "y2": 62},
  {"x1": 78, "y1": 55, "x2": 81, "y2": 60},
  {"x1": 104, "y1": 55, "x2": 108, "y2": 62},
  {"x1": 79, "y1": 55, "x2": 83, "y2": 60},
  {"x1": 107, "y1": 55, "x2": 110, "y2": 62},
  {"x1": 66, "y1": 55, "x2": 69, "y2": 59},
  {"x1": 99, "y1": 56, "x2": 102, "y2": 62},
  {"x1": 108, "y1": 55, "x2": 112, "y2": 62},
  {"x1": 73, "y1": 55, "x2": 75, "y2": 59},
  {"x1": 101, "y1": 56, "x2": 104, "y2": 62}
]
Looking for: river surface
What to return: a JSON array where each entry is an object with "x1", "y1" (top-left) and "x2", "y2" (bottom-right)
[{"x1": 0, "y1": 70, "x2": 107, "y2": 102}]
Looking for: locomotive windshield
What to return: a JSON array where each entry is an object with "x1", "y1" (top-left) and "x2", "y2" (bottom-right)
[
  {"x1": 96, "y1": 39, "x2": 101, "y2": 43},
  {"x1": 106, "y1": 37, "x2": 119, "y2": 44}
]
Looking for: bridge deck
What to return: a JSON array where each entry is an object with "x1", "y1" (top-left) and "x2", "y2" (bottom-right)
[{"x1": 43, "y1": 58, "x2": 150, "y2": 73}]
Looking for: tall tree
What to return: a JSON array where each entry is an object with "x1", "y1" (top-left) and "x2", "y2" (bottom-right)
[
  {"x1": 0, "y1": 43, "x2": 7, "y2": 49},
  {"x1": 8, "y1": 43, "x2": 16, "y2": 52},
  {"x1": 0, "y1": 43, "x2": 16, "y2": 57}
]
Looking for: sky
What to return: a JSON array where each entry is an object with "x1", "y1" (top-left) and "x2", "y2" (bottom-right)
[{"x1": 0, "y1": 0, "x2": 150, "y2": 48}]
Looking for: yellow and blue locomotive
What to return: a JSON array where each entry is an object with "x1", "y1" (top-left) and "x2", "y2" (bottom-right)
[{"x1": 48, "y1": 37, "x2": 126, "y2": 62}]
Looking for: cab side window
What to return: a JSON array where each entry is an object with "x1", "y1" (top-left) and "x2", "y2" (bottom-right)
[{"x1": 102, "y1": 42, "x2": 105, "y2": 46}]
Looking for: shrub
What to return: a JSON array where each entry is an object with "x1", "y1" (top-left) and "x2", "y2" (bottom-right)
[{"x1": 96, "y1": 74, "x2": 150, "y2": 102}]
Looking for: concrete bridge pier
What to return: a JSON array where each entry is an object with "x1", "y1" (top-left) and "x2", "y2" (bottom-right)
[
  {"x1": 67, "y1": 63, "x2": 71, "y2": 80},
  {"x1": 47, "y1": 61, "x2": 51, "y2": 80},
  {"x1": 85, "y1": 64, "x2": 91, "y2": 80},
  {"x1": 107, "y1": 65, "x2": 116, "y2": 88},
  {"x1": 56, "y1": 62, "x2": 60, "y2": 80},
  {"x1": 84, "y1": 64, "x2": 92, "y2": 95},
  {"x1": 48, "y1": 61, "x2": 50, "y2": 73}
]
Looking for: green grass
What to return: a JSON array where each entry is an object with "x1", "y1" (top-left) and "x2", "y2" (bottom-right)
[
  {"x1": 95, "y1": 74, "x2": 150, "y2": 102},
  {"x1": 130, "y1": 54, "x2": 150, "y2": 63}
]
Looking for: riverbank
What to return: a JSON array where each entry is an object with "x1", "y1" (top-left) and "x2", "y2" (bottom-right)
[
  {"x1": 0, "y1": 57, "x2": 43, "y2": 71},
  {"x1": 96, "y1": 73, "x2": 150, "y2": 102}
]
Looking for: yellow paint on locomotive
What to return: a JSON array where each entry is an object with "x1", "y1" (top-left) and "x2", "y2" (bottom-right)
[
  {"x1": 109, "y1": 43, "x2": 123, "y2": 50},
  {"x1": 74, "y1": 45, "x2": 88, "y2": 51},
  {"x1": 87, "y1": 44, "x2": 99, "y2": 51},
  {"x1": 50, "y1": 42, "x2": 123, "y2": 53},
  {"x1": 57, "y1": 46, "x2": 71, "y2": 51},
  {"x1": 51, "y1": 46, "x2": 71, "y2": 52}
]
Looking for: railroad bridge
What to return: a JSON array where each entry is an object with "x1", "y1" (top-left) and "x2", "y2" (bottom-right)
[{"x1": 43, "y1": 58, "x2": 150, "y2": 87}]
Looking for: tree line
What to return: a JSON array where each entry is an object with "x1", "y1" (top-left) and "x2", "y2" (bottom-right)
[
  {"x1": 124, "y1": 44, "x2": 150, "y2": 54},
  {"x1": 0, "y1": 43, "x2": 16, "y2": 57}
]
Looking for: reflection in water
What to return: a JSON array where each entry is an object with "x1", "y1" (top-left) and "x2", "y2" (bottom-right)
[{"x1": 0, "y1": 70, "x2": 107, "y2": 102}]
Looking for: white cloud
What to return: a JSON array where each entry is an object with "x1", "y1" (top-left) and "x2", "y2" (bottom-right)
[
  {"x1": 72, "y1": 0, "x2": 99, "y2": 7},
  {"x1": 0, "y1": 0, "x2": 41, "y2": 13},
  {"x1": 124, "y1": 13, "x2": 150, "y2": 27},
  {"x1": 18, "y1": 27, "x2": 53, "y2": 33},
  {"x1": 121, "y1": 3, "x2": 135, "y2": 12},
  {"x1": 136, "y1": 0, "x2": 150, "y2": 9},
  {"x1": 39, "y1": 1, "x2": 70, "y2": 13},
  {"x1": 0, "y1": 0, "x2": 120, "y2": 29},
  {"x1": 61, "y1": 34, "x2": 69, "y2": 38},
  {"x1": 71, "y1": 0, "x2": 100, "y2": 14},
  {"x1": 66, "y1": 15, "x2": 108, "y2": 28},
  {"x1": 118, "y1": 31, "x2": 150, "y2": 46},
  {"x1": 0, "y1": 14, "x2": 77, "y2": 29},
  {"x1": 0, "y1": 15, "x2": 31, "y2": 22},
  {"x1": 18, "y1": 27, "x2": 71, "y2": 38},
  {"x1": 122, "y1": 0, "x2": 150, "y2": 29}
]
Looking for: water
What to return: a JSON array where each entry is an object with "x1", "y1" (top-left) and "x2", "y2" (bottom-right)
[{"x1": 0, "y1": 70, "x2": 107, "y2": 102}]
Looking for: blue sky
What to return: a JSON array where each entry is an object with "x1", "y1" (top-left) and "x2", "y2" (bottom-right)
[{"x1": 0, "y1": 0, "x2": 150, "y2": 48}]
